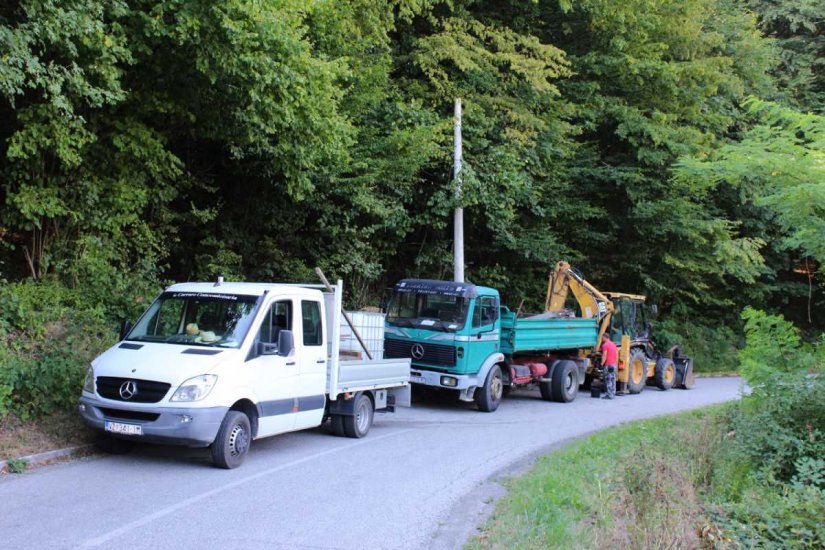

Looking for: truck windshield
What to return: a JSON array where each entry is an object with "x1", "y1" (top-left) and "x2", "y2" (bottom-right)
[
  {"x1": 386, "y1": 291, "x2": 468, "y2": 332},
  {"x1": 126, "y1": 292, "x2": 260, "y2": 348}
]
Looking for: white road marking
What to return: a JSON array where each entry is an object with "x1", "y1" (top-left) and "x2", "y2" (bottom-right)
[{"x1": 79, "y1": 429, "x2": 413, "y2": 548}]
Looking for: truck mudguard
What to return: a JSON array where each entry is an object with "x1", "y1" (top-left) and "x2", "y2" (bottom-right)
[{"x1": 478, "y1": 352, "x2": 506, "y2": 384}]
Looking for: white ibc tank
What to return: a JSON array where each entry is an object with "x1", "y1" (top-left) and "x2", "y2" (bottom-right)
[{"x1": 340, "y1": 311, "x2": 385, "y2": 359}]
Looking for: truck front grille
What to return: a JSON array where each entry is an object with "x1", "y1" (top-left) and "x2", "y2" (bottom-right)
[
  {"x1": 96, "y1": 377, "x2": 171, "y2": 403},
  {"x1": 384, "y1": 338, "x2": 456, "y2": 367}
]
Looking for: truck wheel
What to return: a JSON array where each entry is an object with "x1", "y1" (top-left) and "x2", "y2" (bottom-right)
[
  {"x1": 539, "y1": 380, "x2": 553, "y2": 401},
  {"x1": 654, "y1": 358, "x2": 676, "y2": 390},
  {"x1": 330, "y1": 414, "x2": 346, "y2": 437},
  {"x1": 342, "y1": 393, "x2": 374, "y2": 438},
  {"x1": 627, "y1": 350, "x2": 647, "y2": 394},
  {"x1": 550, "y1": 360, "x2": 578, "y2": 403},
  {"x1": 475, "y1": 365, "x2": 503, "y2": 412},
  {"x1": 96, "y1": 435, "x2": 135, "y2": 455},
  {"x1": 539, "y1": 361, "x2": 555, "y2": 401},
  {"x1": 211, "y1": 411, "x2": 251, "y2": 469}
]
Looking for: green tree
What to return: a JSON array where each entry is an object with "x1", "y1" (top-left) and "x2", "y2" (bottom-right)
[
  {"x1": 675, "y1": 99, "x2": 825, "y2": 324},
  {"x1": 745, "y1": 0, "x2": 825, "y2": 112}
]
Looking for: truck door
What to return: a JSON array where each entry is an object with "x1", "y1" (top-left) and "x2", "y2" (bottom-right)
[
  {"x1": 465, "y1": 295, "x2": 500, "y2": 375},
  {"x1": 249, "y1": 299, "x2": 300, "y2": 437},
  {"x1": 294, "y1": 299, "x2": 327, "y2": 430}
]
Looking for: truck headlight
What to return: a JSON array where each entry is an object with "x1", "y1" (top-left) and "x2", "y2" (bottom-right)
[
  {"x1": 83, "y1": 366, "x2": 95, "y2": 394},
  {"x1": 171, "y1": 375, "x2": 218, "y2": 402}
]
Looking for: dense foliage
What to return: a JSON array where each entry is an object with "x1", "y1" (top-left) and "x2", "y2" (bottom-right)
[
  {"x1": 1, "y1": 0, "x2": 823, "y2": 417},
  {"x1": 711, "y1": 310, "x2": 825, "y2": 548}
]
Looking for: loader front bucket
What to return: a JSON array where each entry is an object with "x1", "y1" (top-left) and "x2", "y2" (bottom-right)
[{"x1": 673, "y1": 356, "x2": 695, "y2": 389}]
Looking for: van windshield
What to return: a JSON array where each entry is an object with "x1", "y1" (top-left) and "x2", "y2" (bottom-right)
[
  {"x1": 126, "y1": 292, "x2": 260, "y2": 348},
  {"x1": 386, "y1": 291, "x2": 468, "y2": 332}
]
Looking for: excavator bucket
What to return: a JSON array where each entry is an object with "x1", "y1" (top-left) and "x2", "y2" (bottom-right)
[{"x1": 672, "y1": 356, "x2": 695, "y2": 389}]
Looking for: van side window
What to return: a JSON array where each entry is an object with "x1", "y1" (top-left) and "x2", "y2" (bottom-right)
[
  {"x1": 472, "y1": 296, "x2": 499, "y2": 328},
  {"x1": 301, "y1": 300, "x2": 323, "y2": 346},
  {"x1": 259, "y1": 301, "x2": 292, "y2": 345}
]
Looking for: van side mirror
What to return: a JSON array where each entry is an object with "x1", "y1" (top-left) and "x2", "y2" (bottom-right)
[
  {"x1": 650, "y1": 304, "x2": 659, "y2": 315},
  {"x1": 277, "y1": 330, "x2": 294, "y2": 357},
  {"x1": 120, "y1": 320, "x2": 133, "y2": 341}
]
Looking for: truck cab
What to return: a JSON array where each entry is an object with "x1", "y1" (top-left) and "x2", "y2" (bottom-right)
[{"x1": 383, "y1": 279, "x2": 505, "y2": 408}]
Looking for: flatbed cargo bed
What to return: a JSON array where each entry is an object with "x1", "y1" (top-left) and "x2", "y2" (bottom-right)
[{"x1": 328, "y1": 357, "x2": 411, "y2": 395}]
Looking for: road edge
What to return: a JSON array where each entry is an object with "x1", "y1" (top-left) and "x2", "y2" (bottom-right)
[
  {"x1": 0, "y1": 444, "x2": 94, "y2": 475},
  {"x1": 428, "y1": 430, "x2": 600, "y2": 550}
]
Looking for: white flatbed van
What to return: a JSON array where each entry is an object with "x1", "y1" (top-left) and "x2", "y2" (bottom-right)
[{"x1": 79, "y1": 278, "x2": 411, "y2": 468}]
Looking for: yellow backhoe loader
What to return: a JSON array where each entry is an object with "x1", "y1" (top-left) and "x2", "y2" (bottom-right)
[{"x1": 545, "y1": 261, "x2": 695, "y2": 394}]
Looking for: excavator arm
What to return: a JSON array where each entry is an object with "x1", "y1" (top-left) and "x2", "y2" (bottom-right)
[
  {"x1": 545, "y1": 261, "x2": 694, "y2": 390},
  {"x1": 545, "y1": 261, "x2": 613, "y2": 348}
]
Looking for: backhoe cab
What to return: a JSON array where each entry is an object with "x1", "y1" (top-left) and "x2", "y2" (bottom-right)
[{"x1": 545, "y1": 262, "x2": 695, "y2": 395}]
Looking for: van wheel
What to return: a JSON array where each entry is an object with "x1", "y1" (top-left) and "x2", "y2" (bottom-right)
[
  {"x1": 211, "y1": 411, "x2": 251, "y2": 469},
  {"x1": 475, "y1": 365, "x2": 503, "y2": 412},
  {"x1": 96, "y1": 435, "x2": 135, "y2": 454},
  {"x1": 342, "y1": 393, "x2": 373, "y2": 438}
]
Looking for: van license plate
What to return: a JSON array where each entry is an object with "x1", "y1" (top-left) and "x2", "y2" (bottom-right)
[{"x1": 105, "y1": 421, "x2": 142, "y2": 436}]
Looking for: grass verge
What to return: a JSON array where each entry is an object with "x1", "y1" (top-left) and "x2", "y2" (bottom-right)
[
  {"x1": 467, "y1": 405, "x2": 737, "y2": 549},
  {"x1": 0, "y1": 411, "x2": 94, "y2": 461}
]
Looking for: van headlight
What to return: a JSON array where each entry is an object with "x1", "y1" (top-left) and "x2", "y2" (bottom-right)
[
  {"x1": 170, "y1": 375, "x2": 218, "y2": 402},
  {"x1": 83, "y1": 366, "x2": 95, "y2": 394}
]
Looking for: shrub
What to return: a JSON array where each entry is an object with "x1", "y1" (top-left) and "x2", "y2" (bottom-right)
[
  {"x1": 0, "y1": 279, "x2": 115, "y2": 419},
  {"x1": 656, "y1": 318, "x2": 741, "y2": 373},
  {"x1": 715, "y1": 478, "x2": 825, "y2": 549},
  {"x1": 738, "y1": 307, "x2": 818, "y2": 387},
  {"x1": 730, "y1": 377, "x2": 825, "y2": 484},
  {"x1": 704, "y1": 308, "x2": 825, "y2": 549}
]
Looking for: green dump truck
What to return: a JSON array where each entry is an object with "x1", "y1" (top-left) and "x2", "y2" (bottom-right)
[{"x1": 383, "y1": 279, "x2": 599, "y2": 412}]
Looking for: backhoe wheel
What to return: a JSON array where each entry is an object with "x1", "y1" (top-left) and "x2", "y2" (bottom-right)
[
  {"x1": 627, "y1": 350, "x2": 647, "y2": 394},
  {"x1": 475, "y1": 365, "x2": 503, "y2": 412},
  {"x1": 342, "y1": 393, "x2": 374, "y2": 438},
  {"x1": 211, "y1": 411, "x2": 251, "y2": 469},
  {"x1": 550, "y1": 360, "x2": 579, "y2": 403},
  {"x1": 654, "y1": 358, "x2": 676, "y2": 390}
]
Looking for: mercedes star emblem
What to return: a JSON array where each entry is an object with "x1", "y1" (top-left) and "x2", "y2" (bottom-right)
[
  {"x1": 119, "y1": 380, "x2": 138, "y2": 400},
  {"x1": 411, "y1": 343, "x2": 425, "y2": 360}
]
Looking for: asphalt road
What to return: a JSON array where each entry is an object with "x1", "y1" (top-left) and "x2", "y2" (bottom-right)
[{"x1": 0, "y1": 377, "x2": 741, "y2": 550}]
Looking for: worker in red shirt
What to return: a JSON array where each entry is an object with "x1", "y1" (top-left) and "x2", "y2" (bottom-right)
[{"x1": 601, "y1": 337, "x2": 618, "y2": 399}]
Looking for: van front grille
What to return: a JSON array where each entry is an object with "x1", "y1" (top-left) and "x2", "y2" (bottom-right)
[{"x1": 96, "y1": 377, "x2": 171, "y2": 403}]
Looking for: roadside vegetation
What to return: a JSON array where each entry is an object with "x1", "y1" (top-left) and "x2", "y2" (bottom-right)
[{"x1": 469, "y1": 310, "x2": 824, "y2": 549}]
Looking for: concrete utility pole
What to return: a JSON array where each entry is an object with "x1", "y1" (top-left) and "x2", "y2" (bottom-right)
[{"x1": 453, "y1": 98, "x2": 464, "y2": 283}]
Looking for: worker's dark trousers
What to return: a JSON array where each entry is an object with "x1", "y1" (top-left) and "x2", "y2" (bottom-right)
[{"x1": 604, "y1": 365, "x2": 617, "y2": 398}]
